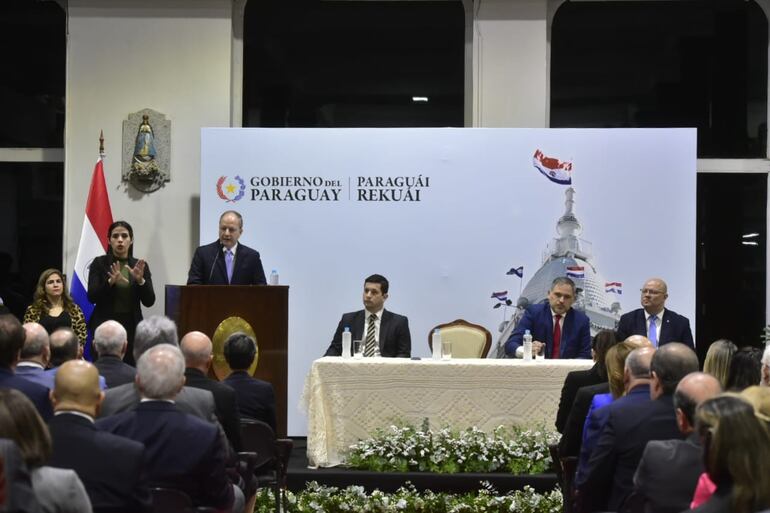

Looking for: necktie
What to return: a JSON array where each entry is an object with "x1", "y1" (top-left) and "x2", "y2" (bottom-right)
[
  {"x1": 364, "y1": 314, "x2": 377, "y2": 357},
  {"x1": 552, "y1": 314, "x2": 562, "y2": 359},
  {"x1": 225, "y1": 249, "x2": 234, "y2": 284},
  {"x1": 649, "y1": 315, "x2": 658, "y2": 347}
]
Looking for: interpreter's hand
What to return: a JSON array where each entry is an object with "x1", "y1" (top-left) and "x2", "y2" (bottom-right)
[
  {"x1": 128, "y1": 259, "x2": 146, "y2": 285},
  {"x1": 107, "y1": 261, "x2": 128, "y2": 286}
]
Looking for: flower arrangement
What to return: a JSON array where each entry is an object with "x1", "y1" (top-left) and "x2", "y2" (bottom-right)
[
  {"x1": 254, "y1": 481, "x2": 563, "y2": 513},
  {"x1": 345, "y1": 423, "x2": 560, "y2": 474}
]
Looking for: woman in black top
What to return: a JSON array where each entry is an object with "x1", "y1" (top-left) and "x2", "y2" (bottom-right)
[
  {"x1": 87, "y1": 220, "x2": 155, "y2": 365},
  {"x1": 23, "y1": 268, "x2": 88, "y2": 345}
]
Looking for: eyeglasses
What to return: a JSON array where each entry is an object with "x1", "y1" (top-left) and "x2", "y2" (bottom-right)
[{"x1": 640, "y1": 288, "x2": 664, "y2": 295}]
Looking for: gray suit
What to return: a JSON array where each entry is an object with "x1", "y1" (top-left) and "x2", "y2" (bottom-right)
[
  {"x1": 0, "y1": 438, "x2": 41, "y2": 513},
  {"x1": 31, "y1": 466, "x2": 92, "y2": 513}
]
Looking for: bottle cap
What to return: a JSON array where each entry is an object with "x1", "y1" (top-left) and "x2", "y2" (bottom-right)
[{"x1": 344, "y1": 326, "x2": 350, "y2": 332}]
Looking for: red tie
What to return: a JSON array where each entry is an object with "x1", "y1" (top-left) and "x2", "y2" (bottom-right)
[{"x1": 552, "y1": 314, "x2": 562, "y2": 359}]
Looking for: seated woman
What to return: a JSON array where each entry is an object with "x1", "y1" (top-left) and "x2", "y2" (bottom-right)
[
  {"x1": 686, "y1": 394, "x2": 770, "y2": 513},
  {"x1": 725, "y1": 346, "x2": 763, "y2": 391},
  {"x1": 703, "y1": 339, "x2": 737, "y2": 389},
  {"x1": 23, "y1": 269, "x2": 87, "y2": 347},
  {"x1": 0, "y1": 389, "x2": 92, "y2": 513}
]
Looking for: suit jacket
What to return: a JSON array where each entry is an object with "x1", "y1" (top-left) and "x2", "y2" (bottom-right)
[
  {"x1": 0, "y1": 367, "x2": 53, "y2": 421},
  {"x1": 324, "y1": 309, "x2": 411, "y2": 358},
  {"x1": 579, "y1": 389, "x2": 682, "y2": 512},
  {"x1": 186, "y1": 240, "x2": 266, "y2": 285},
  {"x1": 555, "y1": 363, "x2": 604, "y2": 433},
  {"x1": 183, "y1": 368, "x2": 242, "y2": 451},
  {"x1": 0, "y1": 438, "x2": 41, "y2": 513},
  {"x1": 15, "y1": 363, "x2": 52, "y2": 390},
  {"x1": 616, "y1": 308, "x2": 694, "y2": 348},
  {"x1": 575, "y1": 392, "x2": 613, "y2": 484},
  {"x1": 31, "y1": 466, "x2": 92, "y2": 513},
  {"x1": 96, "y1": 401, "x2": 233, "y2": 511},
  {"x1": 87, "y1": 254, "x2": 156, "y2": 331},
  {"x1": 98, "y1": 382, "x2": 217, "y2": 422},
  {"x1": 559, "y1": 382, "x2": 610, "y2": 458},
  {"x1": 223, "y1": 370, "x2": 277, "y2": 432},
  {"x1": 633, "y1": 433, "x2": 703, "y2": 513},
  {"x1": 48, "y1": 413, "x2": 150, "y2": 513},
  {"x1": 504, "y1": 302, "x2": 591, "y2": 359},
  {"x1": 94, "y1": 356, "x2": 136, "y2": 389}
]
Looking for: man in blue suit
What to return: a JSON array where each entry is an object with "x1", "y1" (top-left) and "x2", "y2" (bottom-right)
[
  {"x1": 615, "y1": 278, "x2": 694, "y2": 348},
  {"x1": 505, "y1": 277, "x2": 591, "y2": 359},
  {"x1": 187, "y1": 210, "x2": 267, "y2": 285}
]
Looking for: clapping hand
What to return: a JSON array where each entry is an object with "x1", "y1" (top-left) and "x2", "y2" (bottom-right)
[{"x1": 107, "y1": 261, "x2": 128, "y2": 286}]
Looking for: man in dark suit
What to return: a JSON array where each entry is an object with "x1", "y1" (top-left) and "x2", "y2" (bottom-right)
[
  {"x1": 44, "y1": 328, "x2": 106, "y2": 390},
  {"x1": 223, "y1": 332, "x2": 277, "y2": 431},
  {"x1": 16, "y1": 322, "x2": 51, "y2": 390},
  {"x1": 505, "y1": 277, "x2": 591, "y2": 359},
  {"x1": 187, "y1": 210, "x2": 267, "y2": 285},
  {"x1": 0, "y1": 314, "x2": 52, "y2": 420},
  {"x1": 555, "y1": 330, "x2": 619, "y2": 433},
  {"x1": 180, "y1": 331, "x2": 242, "y2": 451},
  {"x1": 324, "y1": 274, "x2": 411, "y2": 358},
  {"x1": 616, "y1": 278, "x2": 694, "y2": 348},
  {"x1": 97, "y1": 344, "x2": 237, "y2": 513},
  {"x1": 631, "y1": 372, "x2": 721, "y2": 513},
  {"x1": 48, "y1": 360, "x2": 150, "y2": 513},
  {"x1": 93, "y1": 320, "x2": 136, "y2": 388},
  {"x1": 578, "y1": 343, "x2": 699, "y2": 512}
]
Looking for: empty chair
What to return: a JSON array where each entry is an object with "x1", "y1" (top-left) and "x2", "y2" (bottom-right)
[{"x1": 428, "y1": 319, "x2": 492, "y2": 358}]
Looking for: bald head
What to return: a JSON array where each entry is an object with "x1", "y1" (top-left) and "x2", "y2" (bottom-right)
[
  {"x1": 624, "y1": 335, "x2": 653, "y2": 348},
  {"x1": 93, "y1": 320, "x2": 127, "y2": 358},
  {"x1": 650, "y1": 343, "x2": 700, "y2": 399},
  {"x1": 49, "y1": 328, "x2": 80, "y2": 367},
  {"x1": 625, "y1": 346, "x2": 655, "y2": 379},
  {"x1": 51, "y1": 360, "x2": 104, "y2": 417},
  {"x1": 674, "y1": 372, "x2": 722, "y2": 433},
  {"x1": 21, "y1": 323, "x2": 50, "y2": 364},
  {"x1": 180, "y1": 331, "x2": 213, "y2": 373}
]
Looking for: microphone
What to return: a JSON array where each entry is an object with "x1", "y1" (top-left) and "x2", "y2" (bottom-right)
[{"x1": 208, "y1": 244, "x2": 222, "y2": 283}]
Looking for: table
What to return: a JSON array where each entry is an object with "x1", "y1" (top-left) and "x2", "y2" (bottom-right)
[{"x1": 302, "y1": 356, "x2": 593, "y2": 467}]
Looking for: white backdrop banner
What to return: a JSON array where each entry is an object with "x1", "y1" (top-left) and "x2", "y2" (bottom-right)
[{"x1": 200, "y1": 128, "x2": 697, "y2": 435}]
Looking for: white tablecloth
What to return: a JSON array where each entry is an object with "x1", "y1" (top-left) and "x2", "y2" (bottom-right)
[{"x1": 302, "y1": 356, "x2": 593, "y2": 467}]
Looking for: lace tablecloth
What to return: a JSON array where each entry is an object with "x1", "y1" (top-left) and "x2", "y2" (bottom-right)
[{"x1": 302, "y1": 356, "x2": 593, "y2": 467}]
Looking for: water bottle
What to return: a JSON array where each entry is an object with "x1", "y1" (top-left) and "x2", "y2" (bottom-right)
[
  {"x1": 523, "y1": 329, "x2": 533, "y2": 361},
  {"x1": 432, "y1": 328, "x2": 442, "y2": 360},
  {"x1": 269, "y1": 269, "x2": 279, "y2": 285},
  {"x1": 341, "y1": 327, "x2": 352, "y2": 358}
]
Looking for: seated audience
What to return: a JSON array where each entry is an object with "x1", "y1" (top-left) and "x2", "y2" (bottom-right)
[
  {"x1": 761, "y1": 345, "x2": 770, "y2": 387},
  {"x1": 0, "y1": 438, "x2": 41, "y2": 513},
  {"x1": 632, "y1": 372, "x2": 722, "y2": 513},
  {"x1": 180, "y1": 331, "x2": 242, "y2": 451},
  {"x1": 684, "y1": 395, "x2": 770, "y2": 513},
  {"x1": 555, "y1": 329, "x2": 617, "y2": 433},
  {"x1": 725, "y1": 346, "x2": 763, "y2": 391},
  {"x1": 223, "y1": 332, "x2": 277, "y2": 432},
  {"x1": 96, "y1": 345, "x2": 238, "y2": 513},
  {"x1": 93, "y1": 320, "x2": 136, "y2": 388},
  {"x1": 48, "y1": 360, "x2": 150, "y2": 513},
  {"x1": 0, "y1": 389, "x2": 92, "y2": 513},
  {"x1": 578, "y1": 342, "x2": 699, "y2": 512},
  {"x1": 0, "y1": 314, "x2": 52, "y2": 420},
  {"x1": 703, "y1": 339, "x2": 737, "y2": 389},
  {"x1": 16, "y1": 323, "x2": 51, "y2": 389},
  {"x1": 23, "y1": 269, "x2": 87, "y2": 346},
  {"x1": 43, "y1": 328, "x2": 106, "y2": 390}
]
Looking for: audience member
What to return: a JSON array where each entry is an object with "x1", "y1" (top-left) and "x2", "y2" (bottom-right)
[
  {"x1": 725, "y1": 346, "x2": 763, "y2": 391},
  {"x1": 223, "y1": 332, "x2": 277, "y2": 432},
  {"x1": 762, "y1": 345, "x2": 770, "y2": 387},
  {"x1": 16, "y1": 323, "x2": 51, "y2": 389},
  {"x1": 703, "y1": 339, "x2": 737, "y2": 389},
  {"x1": 93, "y1": 320, "x2": 136, "y2": 388},
  {"x1": 43, "y1": 328, "x2": 106, "y2": 390},
  {"x1": 616, "y1": 278, "x2": 694, "y2": 348},
  {"x1": 632, "y1": 372, "x2": 722, "y2": 513},
  {"x1": 0, "y1": 438, "x2": 41, "y2": 513},
  {"x1": 0, "y1": 389, "x2": 92, "y2": 513},
  {"x1": 180, "y1": 331, "x2": 242, "y2": 451},
  {"x1": 48, "y1": 360, "x2": 150, "y2": 513},
  {"x1": 23, "y1": 269, "x2": 87, "y2": 346},
  {"x1": 97, "y1": 345, "x2": 239, "y2": 512},
  {"x1": 0, "y1": 314, "x2": 52, "y2": 420},
  {"x1": 684, "y1": 395, "x2": 770, "y2": 513},
  {"x1": 555, "y1": 329, "x2": 618, "y2": 433},
  {"x1": 578, "y1": 342, "x2": 699, "y2": 512}
]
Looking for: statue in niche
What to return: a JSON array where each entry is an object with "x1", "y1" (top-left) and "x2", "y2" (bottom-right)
[{"x1": 130, "y1": 115, "x2": 160, "y2": 180}]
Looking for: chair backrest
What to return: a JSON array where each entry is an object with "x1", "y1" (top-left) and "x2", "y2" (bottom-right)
[
  {"x1": 240, "y1": 419, "x2": 278, "y2": 470},
  {"x1": 428, "y1": 319, "x2": 492, "y2": 358}
]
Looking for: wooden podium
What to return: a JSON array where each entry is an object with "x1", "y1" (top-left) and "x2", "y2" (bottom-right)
[{"x1": 165, "y1": 285, "x2": 288, "y2": 436}]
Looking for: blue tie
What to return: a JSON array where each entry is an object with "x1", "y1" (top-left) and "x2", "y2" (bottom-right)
[
  {"x1": 648, "y1": 314, "x2": 658, "y2": 347},
  {"x1": 225, "y1": 249, "x2": 234, "y2": 284}
]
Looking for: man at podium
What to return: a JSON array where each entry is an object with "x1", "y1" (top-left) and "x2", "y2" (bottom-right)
[
  {"x1": 187, "y1": 210, "x2": 267, "y2": 286},
  {"x1": 324, "y1": 274, "x2": 411, "y2": 358}
]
